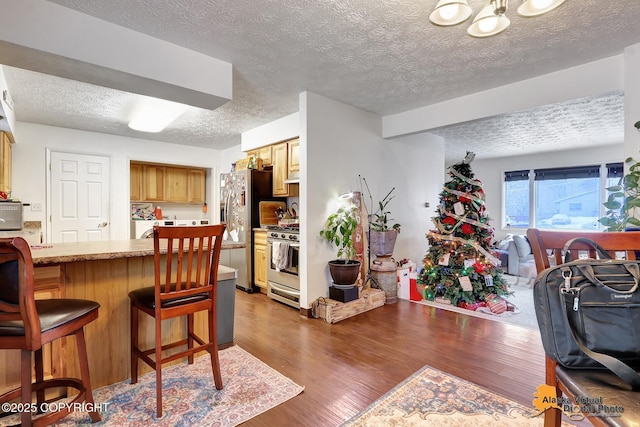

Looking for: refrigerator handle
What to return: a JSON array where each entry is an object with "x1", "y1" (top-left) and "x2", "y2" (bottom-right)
[{"x1": 223, "y1": 190, "x2": 231, "y2": 225}]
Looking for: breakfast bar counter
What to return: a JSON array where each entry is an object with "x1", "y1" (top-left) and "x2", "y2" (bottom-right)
[
  {"x1": 0, "y1": 239, "x2": 242, "y2": 394},
  {"x1": 30, "y1": 238, "x2": 246, "y2": 264}
]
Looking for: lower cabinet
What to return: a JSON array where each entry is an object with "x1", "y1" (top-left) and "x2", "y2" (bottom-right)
[{"x1": 253, "y1": 229, "x2": 267, "y2": 290}]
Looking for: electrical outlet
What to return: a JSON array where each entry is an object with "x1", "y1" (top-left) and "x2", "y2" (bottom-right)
[{"x1": 31, "y1": 203, "x2": 43, "y2": 212}]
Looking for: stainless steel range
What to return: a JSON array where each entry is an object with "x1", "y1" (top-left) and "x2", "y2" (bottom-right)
[{"x1": 266, "y1": 226, "x2": 300, "y2": 308}]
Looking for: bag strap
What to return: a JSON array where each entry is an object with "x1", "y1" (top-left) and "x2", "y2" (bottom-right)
[
  {"x1": 563, "y1": 237, "x2": 613, "y2": 262},
  {"x1": 560, "y1": 288, "x2": 640, "y2": 390}
]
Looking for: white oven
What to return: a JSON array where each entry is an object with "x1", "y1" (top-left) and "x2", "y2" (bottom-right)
[{"x1": 266, "y1": 227, "x2": 300, "y2": 309}]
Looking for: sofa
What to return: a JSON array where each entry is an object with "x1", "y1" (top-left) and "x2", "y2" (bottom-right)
[{"x1": 496, "y1": 234, "x2": 537, "y2": 278}]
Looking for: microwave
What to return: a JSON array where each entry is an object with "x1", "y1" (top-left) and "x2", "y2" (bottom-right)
[{"x1": 0, "y1": 202, "x2": 23, "y2": 230}]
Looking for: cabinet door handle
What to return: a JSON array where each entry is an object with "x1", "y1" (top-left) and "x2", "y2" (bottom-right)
[{"x1": 98, "y1": 222, "x2": 108, "y2": 228}]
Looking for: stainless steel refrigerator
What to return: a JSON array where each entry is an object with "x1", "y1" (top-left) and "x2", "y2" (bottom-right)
[{"x1": 220, "y1": 169, "x2": 278, "y2": 292}]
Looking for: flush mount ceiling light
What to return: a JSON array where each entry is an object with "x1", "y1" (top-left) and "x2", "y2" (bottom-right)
[
  {"x1": 128, "y1": 98, "x2": 189, "y2": 133},
  {"x1": 429, "y1": 0, "x2": 566, "y2": 38}
]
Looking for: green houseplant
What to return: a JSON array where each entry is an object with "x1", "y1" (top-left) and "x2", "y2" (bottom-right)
[
  {"x1": 599, "y1": 154, "x2": 640, "y2": 232},
  {"x1": 368, "y1": 187, "x2": 401, "y2": 256},
  {"x1": 319, "y1": 203, "x2": 361, "y2": 286}
]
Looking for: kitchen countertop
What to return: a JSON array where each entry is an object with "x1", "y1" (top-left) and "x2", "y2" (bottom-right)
[{"x1": 29, "y1": 239, "x2": 245, "y2": 271}]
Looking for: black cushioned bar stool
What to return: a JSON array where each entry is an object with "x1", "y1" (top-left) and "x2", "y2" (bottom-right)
[{"x1": 0, "y1": 237, "x2": 101, "y2": 427}]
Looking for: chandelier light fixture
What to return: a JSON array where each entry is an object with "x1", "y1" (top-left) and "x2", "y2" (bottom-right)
[{"x1": 429, "y1": 0, "x2": 567, "y2": 38}]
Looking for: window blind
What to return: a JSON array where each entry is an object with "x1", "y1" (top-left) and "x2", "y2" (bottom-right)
[
  {"x1": 534, "y1": 165, "x2": 600, "y2": 181},
  {"x1": 504, "y1": 170, "x2": 530, "y2": 182},
  {"x1": 606, "y1": 162, "x2": 623, "y2": 178}
]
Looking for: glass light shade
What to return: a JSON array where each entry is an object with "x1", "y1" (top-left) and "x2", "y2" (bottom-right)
[
  {"x1": 429, "y1": 0, "x2": 473, "y2": 26},
  {"x1": 467, "y1": 4, "x2": 511, "y2": 37},
  {"x1": 517, "y1": 0, "x2": 566, "y2": 17},
  {"x1": 128, "y1": 98, "x2": 188, "y2": 133}
]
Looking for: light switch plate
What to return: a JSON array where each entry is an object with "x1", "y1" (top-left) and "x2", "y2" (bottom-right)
[{"x1": 31, "y1": 203, "x2": 42, "y2": 211}]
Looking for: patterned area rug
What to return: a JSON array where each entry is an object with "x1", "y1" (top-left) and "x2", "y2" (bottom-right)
[
  {"x1": 411, "y1": 274, "x2": 539, "y2": 331},
  {"x1": 341, "y1": 366, "x2": 568, "y2": 427},
  {"x1": 2, "y1": 346, "x2": 303, "y2": 427}
]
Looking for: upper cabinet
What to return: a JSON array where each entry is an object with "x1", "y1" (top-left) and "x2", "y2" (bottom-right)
[
  {"x1": 287, "y1": 138, "x2": 299, "y2": 178},
  {"x1": 272, "y1": 142, "x2": 288, "y2": 196},
  {"x1": 272, "y1": 139, "x2": 299, "y2": 197},
  {"x1": 130, "y1": 163, "x2": 143, "y2": 201},
  {"x1": 187, "y1": 169, "x2": 206, "y2": 203},
  {"x1": 0, "y1": 132, "x2": 12, "y2": 194},
  {"x1": 142, "y1": 164, "x2": 166, "y2": 202},
  {"x1": 164, "y1": 166, "x2": 189, "y2": 203},
  {"x1": 247, "y1": 145, "x2": 273, "y2": 167},
  {"x1": 244, "y1": 137, "x2": 299, "y2": 197},
  {"x1": 130, "y1": 161, "x2": 206, "y2": 204}
]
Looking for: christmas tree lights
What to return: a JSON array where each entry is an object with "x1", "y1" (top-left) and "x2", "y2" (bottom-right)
[{"x1": 419, "y1": 152, "x2": 510, "y2": 306}]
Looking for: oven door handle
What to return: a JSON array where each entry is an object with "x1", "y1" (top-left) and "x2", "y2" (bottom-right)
[
  {"x1": 268, "y1": 241, "x2": 300, "y2": 248},
  {"x1": 269, "y1": 281, "x2": 300, "y2": 297}
]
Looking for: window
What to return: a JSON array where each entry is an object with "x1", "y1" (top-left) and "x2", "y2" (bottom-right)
[
  {"x1": 504, "y1": 170, "x2": 529, "y2": 228},
  {"x1": 606, "y1": 162, "x2": 624, "y2": 191},
  {"x1": 503, "y1": 162, "x2": 623, "y2": 230}
]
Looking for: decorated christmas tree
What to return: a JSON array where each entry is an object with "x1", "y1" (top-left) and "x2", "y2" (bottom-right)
[{"x1": 419, "y1": 152, "x2": 509, "y2": 307}]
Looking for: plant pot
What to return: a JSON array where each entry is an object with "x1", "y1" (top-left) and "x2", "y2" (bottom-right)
[
  {"x1": 369, "y1": 230, "x2": 398, "y2": 256},
  {"x1": 328, "y1": 260, "x2": 361, "y2": 286}
]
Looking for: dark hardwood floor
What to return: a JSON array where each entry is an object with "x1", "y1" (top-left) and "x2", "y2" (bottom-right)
[{"x1": 232, "y1": 289, "x2": 548, "y2": 426}]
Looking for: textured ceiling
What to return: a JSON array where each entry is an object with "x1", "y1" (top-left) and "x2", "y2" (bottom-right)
[{"x1": 2, "y1": 0, "x2": 640, "y2": 163}]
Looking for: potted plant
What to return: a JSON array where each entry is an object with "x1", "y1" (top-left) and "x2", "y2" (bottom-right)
[
  {"x1": 368, "y1": 187, "x2": 401, "y2": 256},
  {"x1": 599, "y1": 154, "x2": 640, "y2": 231},
  {"x1": 319, "y1": 203, "x2": 361, "y2": 286}
]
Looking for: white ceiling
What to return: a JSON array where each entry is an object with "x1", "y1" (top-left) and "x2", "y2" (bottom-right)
[{"x1": 2, "y1": 0, "x2": 639, "y2": 164}]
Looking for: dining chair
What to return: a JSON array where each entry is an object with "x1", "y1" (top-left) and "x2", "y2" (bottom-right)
[
  {"x1": 129, "y1": 224, "x2": 226, "y2": 418},
  {"x1": 0, "y1": 237, "x2": 101, "y2": 426},
  {"x1": 527, "y1": 228, "x2": 640, "y2": 427}
]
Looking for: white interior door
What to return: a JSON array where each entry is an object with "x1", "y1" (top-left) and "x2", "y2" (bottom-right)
[{"x1": 49, "y1": 151, "x2": 110, "y2": 242}]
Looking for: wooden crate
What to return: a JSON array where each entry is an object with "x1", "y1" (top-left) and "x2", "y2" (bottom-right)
[{"x1": 313, "y1": 288, "x2": 385, "y2": 323}]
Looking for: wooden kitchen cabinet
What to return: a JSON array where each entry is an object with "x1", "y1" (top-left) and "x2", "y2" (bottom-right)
[
  {"x1": 130, "y1": 162, "x2": 143, "y2": 201},
  {"x1": 143, "y1": 164, "x2": 166, "y2": 201},
  {"x1": 130, "y1": 162, "x2": 206, "y2": 204},
  {"x1": 188, "y1": 168, "x2": 206, "y2": 203},
  {"x1": 248, "y1": 145, "x2": 273, "y2": 166},
  {"x1": 288, "y1": 138, "x2": 299, "y2": 177},
  {"x1": 0, "y1": 131, "x2": 12, "y2": 194},
  {"x1": 164, "y1": 166, "x2": 189, "y2": 202},
  {"x1": 254, "y1": 229, "x2": 268, "y2": 290},
  {"x1": 272, "y1": 140, "x2": 299, "y2": 197}
]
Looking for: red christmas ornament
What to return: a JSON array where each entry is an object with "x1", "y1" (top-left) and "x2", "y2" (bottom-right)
[
  {"x1": 459, "y1": 195, "x2": 471, "y2": 203},
  {"x1": 461, "y1": 223, "x2": 473, "y2": 234},
  {"x1": 443, "y1": 216, "x2": 456, "y2": 225},
  {"x1": 473, "y1": 261, "x2": 485, "y2": 273}
]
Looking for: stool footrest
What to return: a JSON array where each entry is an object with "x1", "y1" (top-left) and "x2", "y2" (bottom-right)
[{"x1": 0, "y1": 378, "x2": 100, "y2": 427}]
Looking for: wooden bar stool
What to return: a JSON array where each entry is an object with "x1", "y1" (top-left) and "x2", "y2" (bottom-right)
[
  {"x1": 0, "y1": 237, "x2": 101, "y2": 427},
  {"x1": 129, "y1": 224, "x2": 226, "y2": 418}
]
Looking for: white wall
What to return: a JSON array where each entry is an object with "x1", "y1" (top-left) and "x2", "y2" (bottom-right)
[
  {"x1": 303, "y1": 92, "x2": 443, "y2": 308},
  {"x1": 12, "y1": 122, "x2": 224, "y2": 241},
  {"x1": 473, "y1": 144, "x2": 625, "y2": 242},
  {"x1": 241, "y1": 112, "x2": 299, "y2": 151}
]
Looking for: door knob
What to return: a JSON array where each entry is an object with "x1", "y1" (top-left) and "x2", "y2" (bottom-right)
[{"x1": 98, "y1": 222, "x2": 108, "y2": 228}]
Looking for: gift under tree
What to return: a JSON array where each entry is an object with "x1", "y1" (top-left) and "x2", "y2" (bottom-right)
[{"x1": 419, "y1": 152, "x2": 509, "y2": 309}]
